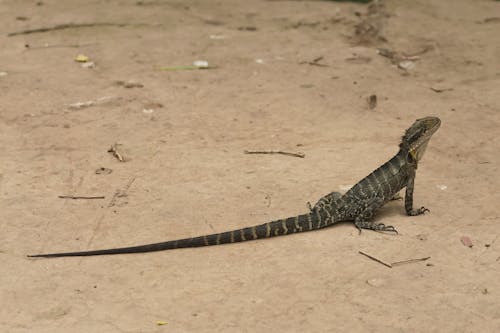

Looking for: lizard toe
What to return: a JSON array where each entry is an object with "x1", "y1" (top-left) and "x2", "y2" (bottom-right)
[{"x1": 375, "y1": 223, "x2": 398, "y2": 234}]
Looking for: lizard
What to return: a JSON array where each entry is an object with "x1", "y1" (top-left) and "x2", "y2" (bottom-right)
[{"x1": 28, "y1": 116, "x2": 441, "y2": 258}]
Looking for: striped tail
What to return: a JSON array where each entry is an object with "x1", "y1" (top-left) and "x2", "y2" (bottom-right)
[{"x1": 28, "y1": 209, "x2": 333, "y2": 258}]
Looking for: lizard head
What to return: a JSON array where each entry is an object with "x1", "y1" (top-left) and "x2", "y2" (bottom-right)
[{"x1": 400, "y1": 116, "x2": 441, "y2": 164}]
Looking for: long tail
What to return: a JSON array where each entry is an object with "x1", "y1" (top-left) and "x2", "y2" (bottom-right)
[{"x1": 28, "y1": 209, "x2": 333, "y2": 258}]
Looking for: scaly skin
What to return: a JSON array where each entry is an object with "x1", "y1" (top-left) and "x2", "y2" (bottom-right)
[{"x1": 28, "y1": 116, "x2": 441, "y2": 258}]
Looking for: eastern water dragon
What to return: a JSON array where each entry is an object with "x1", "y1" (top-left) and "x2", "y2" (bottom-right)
[{"x1": 29, "y1": 116, "x2": 441, "y2": 258}]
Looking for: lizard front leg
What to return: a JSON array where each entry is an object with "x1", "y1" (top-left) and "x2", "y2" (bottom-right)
[
  {"x1": 405, "y1": 175, "x2": 429, "y2": 216},
  {"x1": 353, "y1": 197, "x2": 398, "y2": 234}
]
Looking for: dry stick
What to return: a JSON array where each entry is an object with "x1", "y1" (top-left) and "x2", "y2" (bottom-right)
[
  {"x1": 309, "y1": 56, "x2": 328, "y2": 67},
  {"x1": 430, "y1": 87, "x2": 453, "y2": 93},
  {"x1": 58, "y1": 195, "x2": 105, "y2": 200},
  {"x1": 244, "y1": 150, "x2": 305, "y2": 158},
  {"x1": 358, "y1": 251, "x2": 392, "y2": 268},
  {"x1": 26, "y1": 43, "x2": 97, "y2": 50},
  {"x1": 108, "y1": 143, "x2": 126, "y2": 162},
  {"x1": 7, "y1": 22, "x2": 138, "y2": 37},
  {"x1": 299, "y1": 56, "x2": 328, "y2": 67},
  {"x1": 390, "y1": 256, "x2": 431, "y2": 267}
]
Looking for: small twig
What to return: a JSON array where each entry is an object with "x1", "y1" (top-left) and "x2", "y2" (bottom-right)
[
  {"x1": 108, "y1": 143, "x2": 126, "y2": 162},
  {"x1": 299, "y1": 56, "x2": 328, "y2": 67},
  {"x1": 7, "y1": 22, "x2": 145, "y2": 37},
  {"x1": 359, "y1": 251, "x2": 392, "y2": 268},
  {"x1": 158, "y1": 65, "x2": 216, "y2": 71},
  {"x1": 391, "y1": 256, "x2": 431, "y2": 267},
  {"x1": 430, "y1": 87, "x2": 453, "y2": 93},
  {"x1": 25, "y1": 42, "x2": 97, "y2": 50},
  {"x1": 309, "y1": 56, "x2": 328, "y2": 67},
  {"x1": 58, "y1": 195, "x2": 105, "y2": 200},
  {"x1": 244, "y1": 150, "x2": 305, "y2": 158}
]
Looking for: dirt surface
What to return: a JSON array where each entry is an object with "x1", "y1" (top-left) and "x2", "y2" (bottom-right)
[{"x1": 1, "y1": 0, "x2": 500, "y2": 332}]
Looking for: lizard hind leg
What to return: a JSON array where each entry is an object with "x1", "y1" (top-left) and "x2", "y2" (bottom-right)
[
  {"x1": 310, "y1": 191, "x2": 343, "y2": 212},
  {"x1": 353, "y1": 197, "x2": 398, "y2": 234}
]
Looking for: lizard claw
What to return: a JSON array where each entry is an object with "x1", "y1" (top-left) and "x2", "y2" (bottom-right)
[
  {"x1": 375, "y1": 223, "x2": 398, "y2": 234},
  {"x1": 420, "y1": 207, "x2": 430, "y2": 214},
  {"x1": 356, "y1": 225, "x2": 362, "y2": 235},
  {"x1": 409, "y1": 206, "x2": 429, "y2": 216}
]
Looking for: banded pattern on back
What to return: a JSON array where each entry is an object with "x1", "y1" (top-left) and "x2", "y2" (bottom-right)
[{"x1": 344, "y1": 154, "x2": 407, "y2": 203}]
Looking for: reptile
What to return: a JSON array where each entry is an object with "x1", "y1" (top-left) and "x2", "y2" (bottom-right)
[{"x1": 28, "y1": 116, "x2": 441, "y2": 258}]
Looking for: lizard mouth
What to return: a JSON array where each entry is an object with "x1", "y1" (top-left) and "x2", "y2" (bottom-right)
[{"x1": 421, "y1": 116, "x2": 441, "y2": 133}]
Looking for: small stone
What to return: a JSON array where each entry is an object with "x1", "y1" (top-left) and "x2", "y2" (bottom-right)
[
  {"x1": 460, "y1": 236, "x2": 473, "y2": 248},
  {"x1": 416, "y1": 234, "x2": 428, "y2": 241},
  {"x1": 209, "y1": 34, "x2": 225, "y2": 39},
  {"x1": 367, "y1": 94, "x2": 377, "y2": 109},
  {"x1": 95, "y1": 167, "x2": 113, "y2": 175},
  {"x1": 366, "y1": 278, "x2": 385, "y2": 287},
  {"x1": 398, "y1": 60, "x2": 415, "y2": 70},
  {"x1": 81, "y1": 61, "x2": 95, "y2": 68},
  {"x1": 193, "y1": 60, "x2": 209, "y2": 68}
]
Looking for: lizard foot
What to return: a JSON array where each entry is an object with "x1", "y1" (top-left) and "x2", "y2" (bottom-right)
[
  {"x1": 355, "y1": 221, "x2": 398, "y2": 234},
  {"x1": 373, "y1": 223, "x2": 398, "y2": 234},
  {"x1": 408, "y1": 206, "x2": 429, "y2": 216}
]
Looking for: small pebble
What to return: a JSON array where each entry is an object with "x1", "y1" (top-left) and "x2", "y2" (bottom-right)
[
  {"x1": 460, "y1": 236, "x2": 473, "y2": 248},
  {"x1": 81, "y1": 61, "x2": 95, "y2": 68},
  {"x1": 398, "y1": 60, "x2": 415, "y2": 70},
  {"x1": 366, "y1": 278, "x2": 385, "y2": 287},
  {"x1": 193, "y1": 60, "x2": 209, "y2": 68},
  {"x1": 416, "y1": 234, "x2": 428, "y2": 241}
]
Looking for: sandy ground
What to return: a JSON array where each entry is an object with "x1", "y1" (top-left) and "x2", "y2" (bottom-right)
[{"x1": 1, "y1": 0, "x2": 500, "y2": 332}]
